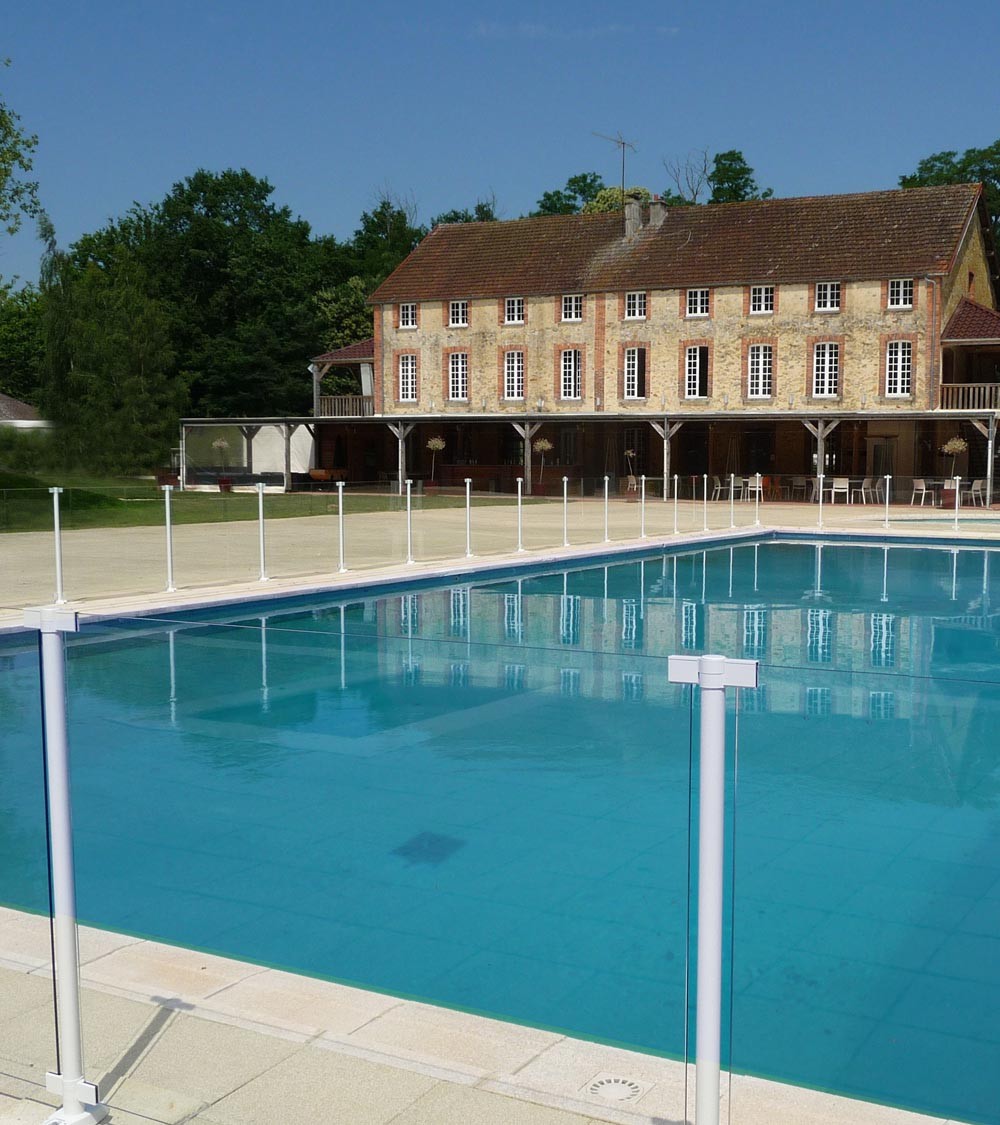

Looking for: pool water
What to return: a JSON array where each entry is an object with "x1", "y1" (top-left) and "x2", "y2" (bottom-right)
[{"x1": 2, "y1": 541, "x2": 1000, "y2": 1123}]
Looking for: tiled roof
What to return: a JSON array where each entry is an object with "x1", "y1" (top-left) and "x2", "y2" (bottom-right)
[
  {"x1": 942, "y1": 297, "x2": 1000, "y2": 342},
  {"x1": 0, "y1": 392, "x2": 40, "y2": 421},
  {"x1": 311, "y1": 338, "x2": 375, "y2": 364},
  {"x1": 369, "y1": 184, "x2": 983, "y2": 303}
]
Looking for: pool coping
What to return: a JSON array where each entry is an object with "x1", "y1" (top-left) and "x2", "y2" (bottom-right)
[{"x1": 0, "y1": 906, "x2": 965, "y2": 1125}]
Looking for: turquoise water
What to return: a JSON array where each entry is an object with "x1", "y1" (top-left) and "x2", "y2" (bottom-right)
[{"x1": 3, "y1": 541, "x2": 1000, "y2": 1123}]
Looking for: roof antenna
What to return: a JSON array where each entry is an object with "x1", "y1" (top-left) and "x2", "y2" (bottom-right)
[{"x1": 593, "y1": 131, "x2": 637, "y2": 212}]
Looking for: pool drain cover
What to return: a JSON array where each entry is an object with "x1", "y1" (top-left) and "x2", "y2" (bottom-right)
[{"x1": 584, "y1": 1073, "x2": 648, "y2": 1103}]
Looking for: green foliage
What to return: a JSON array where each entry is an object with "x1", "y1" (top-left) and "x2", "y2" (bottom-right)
[
  {"x1": 431, "y1": 197, "x2": 499, "y2": 225},
  {"x1": 708, "y1": 150, "x2": 772, "y2": 204},
  {"x1": 532, "y1": 172, "x2": 606, "y2": 216},
  {"x1": 581, "y1": 186, "x2": 652, "y2": 214},
  {"x1": 900, "y1": 140, "x2": 1000, "y2": 243},
  {"x1": 350, "y1": 196, "x2": 426, "y2": 285},
  {"x1": 0, "y1": 60, "x2": 40, "y2": 239},
  {"x1": 0, "y1": 428, "x2": 54, "y2": 475},
  {"x1": 0, "y1": 285, "x2": 42, "y2": 401}
]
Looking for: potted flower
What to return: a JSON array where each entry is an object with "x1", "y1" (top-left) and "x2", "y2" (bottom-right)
[
  {"x1": 533, "y1": 437, "x2": 553, "y2": 487},
  {"x1": 426, "y1": 436, "x2": 445, "y2": 485},
  {"x1": 213, "y1": 437, "x2": 233, "y2": 492},
  {"x1": 940, "y1": 435, "x2": 968, "y2": 478}
]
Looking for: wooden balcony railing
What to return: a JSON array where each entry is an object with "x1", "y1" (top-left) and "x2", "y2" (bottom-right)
[
  {"x1": 939, "y1": 383, "x2": 1000, "y2": 410},
  {"x1": 317, "y1": 395, "x2": 375, "y2": 417}
]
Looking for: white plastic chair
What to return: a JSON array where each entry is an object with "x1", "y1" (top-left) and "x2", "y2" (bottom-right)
[
  {"x1": 790, "y1": 476, "x2": 808, "y2": 501},
  {"x1": 711, "y1": 475, "x2": 725, "y2": 501},
  {"x1": 744, "y1": 476, "x2": 763, "y2": 502},
  {"x1": 829, "y1": 477, "x2": 850, "y2": 504},
  {"x1": 910, "y1": 478, "x2": 931, "y2": 506},
  {"x1": 962, "y1": 479, "x2": 985, "y2": 506},
  {"x1": 851, "y1": 477, "x2": 876, "y2": 504}
]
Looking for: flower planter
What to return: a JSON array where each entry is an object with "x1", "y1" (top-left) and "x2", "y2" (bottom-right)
[{"x1": 218, "y1": 477, "x2": 234, "y2": 493}]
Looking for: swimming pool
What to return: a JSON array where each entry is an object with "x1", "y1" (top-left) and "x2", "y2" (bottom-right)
[{"x1": 3, "y1": 540, "x2": 999, "y2": 1123}]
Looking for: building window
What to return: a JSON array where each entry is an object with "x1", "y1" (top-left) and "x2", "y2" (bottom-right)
[
  {"x1": 450, "y1": 587, "x2": 469, "y2": 638},
  {"x1": 621, "y1": 672, "x2": 644, "y2": 701},
  {"x1": 561, "y1": 349, "x2": 582, "y2": 399},
  {"x1": 815, "y1": 282, "x2": 841, "y2": 311},
  {"x1": 805, "y1": 686, "x2": 831, "y2": 717},
  {"x1": 682, "y1": 600, "x2": 698, "y2": 650},
  {"x1": 504, "y1": 592, "x2": 523, "y2": 641},
  {"x1": 401, "y1": 658, "x2": 421, "y2": 687},
  {"x1": 399, "y1": 302, "x2": 417, "y2": 329},
  {"x1": 741, "y1": 686, "x2": 769, "y2": 713},
  {"x1": 560, "y1": 668, "x2": 581, "y2": 697},
  {"x1": 869, "y1": 691, "x2": 895, "y2": 720},
  {"x1": 400, "y1": 593, "x2": 419, "y2": 635},
  {"x1": 812, "y1": 342, "x2": 839, "y2": 397},
  {"x1": 449, "y1": 352, "x2": 468, "y2": 400},
  {"x1": 747, "y1": 344, "x2": 773, "y2": 398},
  {"x1": 505, "y1": 296, "x2": 524, "y2": 324},
  {"x1": 807, "y1": 608, "x2": 832, "y2": 663},
  {"x1": 743, "y1": 607, "x2": 768, "y2": 659},
  {"x1": 886, "y1": 341, "x2": 912, "y2": 396},
  {"x1": 870, "y1": 613, "x2": 895, "y2": 668},
  {"x1": 750, "y1": 285, "x2": 774, "y2": 314},
  {"x1": 625, "y1": 291, "x2": 646, "y2": 319},
  {"x1": 685, "y1": 345, "x2": 709, "y2": 398},
  {"x1": 449, "y1": 299, "x2": 469, "y2": 327},
  {"x1": 560, "y1": 594, "x2": 581, "y2": 645},
  {"x1": 398, "y1": 354, "x2": 417, "y2": 401},
  {"x1": 624, "y1": 347, "x2": 647, "y2": 399},
  {"x1": 450, "y1": 662, "x2": 470, "y2": 688},
  {"x1": 504, "y1": 350, "x2": 524, "y2": 400},
  {"x1": 621, "y1": 599, "x2": 641, "y2": 649},
  {"x1": 504, "y1": 663, "x2": 526, "y2": 691},
  {"x1": 562, "y1": 294, "x2": 583, "y2": 322},
  {"x1": 686, "y1": 288, "x2": 710, "y2": 317},
  {"x1": 888, "y1": 279, "x2": 913, "y2": 309}
]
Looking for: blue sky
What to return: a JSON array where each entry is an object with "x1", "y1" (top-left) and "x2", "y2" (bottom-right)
[{"x1": 3, "y1": 0, "x2": 999, "y2": 286}]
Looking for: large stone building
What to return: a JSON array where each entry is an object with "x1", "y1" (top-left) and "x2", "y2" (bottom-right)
[{"x1": 182, "y1": 183, "x2": 1000, "y2": 495}]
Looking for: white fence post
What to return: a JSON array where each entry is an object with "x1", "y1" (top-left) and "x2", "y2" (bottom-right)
[
  {"x1": 256, "y1": 482, "x2": 268, "y2": 583},
  {"x1": 50, "y1": 487, "x2": 66, "y2": 605},
  {"x1": 667, "y1": 653, "x2": 759, "y2": 1125},
  {"x1": 729, "y1": 475, "x2": 735, "y2": 529},
  {"x1": 603, "y1": 475, "x2": 610, "y2": 543},
  {"x1": 673, "y1": 475, "x2": 679, "y2": 535},
  {"x1": 883, "y1": 474, "x2": 891, "y2": 530},
  {"x1": 954, "y1": 475, "x2": 961, "y2": 531},
  {"x1": 755, "y1": 472, "x2": 762, "y2": 527},
  {"x1": 516, "y1": 477, "x2": 525, "y2": 552},
  {"x1": 336, "y1": 481, "x2": 347, "y2": 573},
  {"x1": 162, "y1": 485, "x2": 176, "y2": 592},
  {"x1": 23, "y1": 606, "x2": 109, "y2": 1125},
  {"x1": 465, "y1": 478, "x2": 473, "y2": 557},
  {"x1": 405, "y1": 479, "x2": 414, "y2": 564},
  {"x1": 702, "y1": 474, "x2": 708, "y2": 532},
  {"x1": 563, "y1": 476, "x2": 570, "y2": 546},
  {"x1": 640, "y1": 475, "x2": 647, "y2": 539},
  {"x1": 817, "y1": 473, "x2": 825, "y2": 529}
]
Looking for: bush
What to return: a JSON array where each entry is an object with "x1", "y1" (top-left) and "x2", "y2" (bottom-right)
[{"x1": 0, "y1": 428, "x2": 55, "y2": 475}]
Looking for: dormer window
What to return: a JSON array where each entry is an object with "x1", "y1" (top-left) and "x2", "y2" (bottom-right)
[
  {"x1": 449, "y1": 300, "x2": 469, "y2": 327},
  {"x1": 562, "y1": 294, "x2": 583, "y2": 322}
]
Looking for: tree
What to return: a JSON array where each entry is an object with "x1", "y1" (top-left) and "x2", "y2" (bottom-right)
[
  {"x1": 0, "y1": 284, "x2": 42, "y2": 402},
  {"x1": 532, "y1": 172, "x2": 605, "y2": 216},
  {"x1": 581, "y1": 186, "x2": 652, "y2": 213},
  {"x1": 708, "y1": 150, "x2": 772, "y2": 204},
  {"x1": 662, "y1": 150, "x2": 711, "y2": 204},
  {"x1": 900, "y1": 140, "x2": 1000, "y2": 243},
  {"x1": 431, "y1": 195, "x2": 499, "y2": 226},
  {"x1": 0, "y1": 60, "x2": 40, "y2": 238},
  {"x1": 351, "y1": 194, "x2": 426, "y2": 285}
]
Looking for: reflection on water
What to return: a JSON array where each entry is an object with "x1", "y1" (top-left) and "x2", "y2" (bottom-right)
[{"x1": 3, "y1": 541, "x2": 1000, "y2": 1124}]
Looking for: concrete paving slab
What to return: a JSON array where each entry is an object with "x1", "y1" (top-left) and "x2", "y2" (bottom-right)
[
  {"x1": 391, "y1": 1082, "x2": 598, "y2": 1124},
  {"x1": 203, "y1": 1045, "x2": 437, "y2": 1125}
]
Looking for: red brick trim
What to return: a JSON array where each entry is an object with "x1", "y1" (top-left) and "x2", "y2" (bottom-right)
[
  {"x1": 882, "y1": 278, "x2": 918, "y2": 311},
  {"x1": 373, "y1": 306, "x2": 384, "y2": 412},
  {"x1": 678, "y1": 339, "x2": 712, "y2": 399},
  {"x1": 681, "y1": 287, "x2": 713, "y2": 320},
  {"x1": 618, "y1": 340, "x2": 651, "y2": 401},
  {"x1": 497, "y1": 299, "x2": 505, "y2": 327},
  {"x1": 442, "y1": 346, "x2": 470, "y2": 401},
  {"x1": 392, "y1": 348, "x2": 420, "y2": 405},
  {"x1": 805, "y1": 334, "x2": 846, "y2": 399},
  {"x1": 554, "y1": 343, "x2": 586, "y2": 401},
  {"x1": 741, "y1": 337, "x2": 777, "y2": 401},
  {"x1": 879, "y1": 333, "x2": 918, "y2": 397},
  {"x1": 744, "y1": 284, "x2": 778, "y2": 317},
  {"x1": 594, "y1": 295, "x2": 606, "y2": 410}
]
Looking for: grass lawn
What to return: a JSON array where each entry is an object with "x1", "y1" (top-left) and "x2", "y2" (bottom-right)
[{"x1": 0, "y1": 472, "x2": 545, "y2": 533}]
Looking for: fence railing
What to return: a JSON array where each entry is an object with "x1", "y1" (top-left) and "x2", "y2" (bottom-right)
[
  {"x1": 316, "y1": 394, "x2": 375, "y2": 417},
  {"x1": 939, "y1": 382, "x2": 1000, "y2": 410}
]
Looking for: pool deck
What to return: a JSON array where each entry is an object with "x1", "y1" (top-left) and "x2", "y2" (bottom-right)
[
  {"x1": 1, "y1": 500, "x2": 995, "y2": 1123},
  {"x1": 0, "y1": 907, "x2": 965, "y2": 1125}
]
